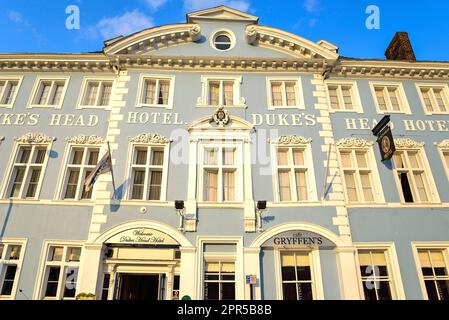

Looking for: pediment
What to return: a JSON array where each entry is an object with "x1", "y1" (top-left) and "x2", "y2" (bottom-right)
[
  {"x1": 187, "y1": 5, "x2": 258, "y2": 23},
  {"x1": 188, "y1": 114, "x2": 254, "y2": 132}
]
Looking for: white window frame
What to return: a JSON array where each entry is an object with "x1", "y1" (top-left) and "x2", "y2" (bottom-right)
[
  {"x1": 354, "y1": 243, "x2": 406, "y2": 300},
  {"x1": 197, "y1": 237, "x2": 244, "y2": 300},
  {"x1": 0, "y1": 76, "x2": 23, "y2": 108},
  {"x1": 0, "y1": 239, "x2": 27, "y2": 300},
  {"x1": 77, "y1": 77, "x2": 115, "y2": 110},
  {"x1": 369, "y1": 81, "x2": 411, "y2": 114},
  {"x1": 27, "y1": 76, "x2": 69, "y2": 109},
  {"x1": 34, "y1": 241, "x2": 83, "y2": 300},
  {"x1": 337, "y1": 146, "x2": 385, "y2": 204},
  {"x1": 210, "y1": 29, "x2": 236, "y2": 52},
  {"x1": 392, "y1": 146, "x2": 440, "y2": 204},
  {"x1": 56, "y1": 144, "x2": 101, "y2": 201},
  {"x1": 198, "y1": 142, "x2": 244, "y2": 203},
  {"x1": 124, "y1": 142, "x2": 170, "y2": 201},
  {"x1": 272, "y1": 143, "x2": 318, "y2": 203},
  {"x1": 412, "y1": 242, "x2": 449, "y2": 300},
  {"x1": 325, "y1": 80, "x2": 363, "y2": 113},
  {"x1": 274, "y1": 249, "x2": 323, "y2": 300},
  {"x1": 1, "y1": 141, "x2": 53, "y2": 200},
  {"x1": 136, "y1": 74, "x2": 175, "y2": 109},
  {"x1": 436, "y1": 143, "x2": 449, "y2": 182},
  {"x1": 266, "y1": 76, "x2": 305, "y2": 110},
  {"x1": 197, "y1": 75, "x2": 246, "y2": 108},
  {"x1": 416, "y1": 83, "x2": 449, "y2": 115}
]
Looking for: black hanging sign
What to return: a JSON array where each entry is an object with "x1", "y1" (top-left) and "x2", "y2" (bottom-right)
[{"x1": 372, "y1": 115, "x2": 396, "y2": 161}]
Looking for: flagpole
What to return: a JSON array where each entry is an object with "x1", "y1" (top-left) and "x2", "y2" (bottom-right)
[
  {"x1": 107, "y1": 141, "x2": 118, "y2": 200},
  {"x1": 322, "y1": 143, "x2": 333, "y2": 201}
]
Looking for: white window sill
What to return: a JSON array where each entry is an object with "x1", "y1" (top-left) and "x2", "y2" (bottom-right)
[
  {"x1": 137, "y1": 104, "x2": 173, "y2": 109},
  {"x1": 377, "y1": 110, "x2": 410, "y2": 115},
  {"x1": 27, "y1": 105, "x2": 61, "y2": 109},
  {"x1": 268, "y1": 105, "x2": 305, "y2": 110},
  {"x1": 196, "y1": 104, "x2": 247, "y2": 109},
  {"x1": 329, "y1": 108, "x2": 363, "y2": 114},
  {"x1": 77, "y1": 105, "x2": 111, "y2": 110},
  {"x1": 0, "y1": 104, "x2": 13, "y2": 108},
  {"x1": 198, "y1": 202, "x2": 244, "y2": 208}
]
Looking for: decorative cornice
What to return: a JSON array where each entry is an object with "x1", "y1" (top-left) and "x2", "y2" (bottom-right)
[
  {"x1": 66, "y1": 134, "x2": 105, "y2": 145},
  {"x1": 15, "y1": 133, "x2": 55, "y2": 144},
  {"x1": 336, "y1": 137, "x2": 374, "y2": 148},
  {"x1": 275, "y1": 135, "x2": 312, "y2": 145},
  {"x1": 129, "y1": 133, "x2": 170, "y2": 144},
  {"x1": 394, "y1": 138, "x2": 425, "y2": 149},
  {"x1": 436, "y1": 139, "x2": 449, "y2": 148}
]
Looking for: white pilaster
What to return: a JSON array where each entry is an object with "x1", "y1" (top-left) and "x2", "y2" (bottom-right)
[
  {"x1": 77, "y1": 243, "x2": 104, "y2": 297},
  {"x1": 335, "y1": 247, "x2": 362, "y2": 300},
  {"x1": 243, "y1": 247, "x2": 261, "y2": 300},
  {"x1": 179, "y1": 247, "x2": 197, "y2": 299}
]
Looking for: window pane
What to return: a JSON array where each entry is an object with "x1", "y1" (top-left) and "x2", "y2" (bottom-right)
[
  {"x1": 344, "y1": 173, "x2": 358, "y2": 202},
  {"x1": 88, "y1": 150, "x2": 99, "y2": 166},
  {"x1": 2, "y1": 81, "x2": 18, "y2": 105},
  {"x1": 398, "y1": 172, "x2": 414, "y2": 203},
  {"x1": 209, "y1": 82, "x2": 220, "y2": 105},
  {"x1": 64, "y1": 169, "x2": 80, "y2": 199},
  {"x1": 278, "y1": 171, "x2": 291, "y2": 201},
  {"x1": 135, "y1": 150, "x2": 147, "y2": 165},
  {"x1": 285, "y1": 82, "x2": 296, "y2": 106},
  {"x1": 375, "y1": 88, "x2": 387, "y2": 111},
  {"x1": 221, "y1": 283, "x2": 235, "y2": 300},
  {"x1": 355, "y1": 152, "x2": 367, "y2": 168},
  {"x1": 45, "y1": 267, "x2": 60, "y2": 297},
  {"x1": 436, "y1": 281, "x2": 449, "y2": 300},
  {"x1": 101, "y1": 274, "x2": 111, "y2": 300},
  {"x1": 340, "y1": 152, "x2": 352, "y2": 168},
  {"x1": 271, "y1": 82, "x2": 283, "y2": 106},
  {"x1": 68, "y1": 247, "x2": 81, "y2": 262},
  {"x1": 50, "y1": 83, "x2": 64, "y2": 105},
  {"x1": 37, "y1": 82, "x2": 51, "y2": 105},
  {"x1": 144, "y1": 80, "x2": 156, "y2": 104},
  {"x1": 328, "y1": 86, "x2": 340, "y2": 109},
  {"x1": 63, "y1": 267, "x2": 78, "y2": 298},
  {"x1": 50, "y1": 247, "x2": 64, "y2": 261},
  {"x1": 341, "y1": 86, "x2": 354, "y2": 110},
  {"x1": 34, "y1": 148, "x2": 46, "y2": 164},
  {"x1": 388, "y1": 87, "x2": 400, "y2": 111},
  {"x1": 425, "y1": 280, "x2": 439, "y2": 300},
  {"x1": 204, "y1": 170, "x2": 218, "y2": 202},
  {"x1": 99, "y1": 82, "x2": 112, "y2": 106},
  {"x1": 393, "y1": 153, "x2": 405, "y2": 169},
  {"x1": 10, "y1": 168, "x2": 25, "y2": 198},
  {"x1": 26, "y1": 169, "x2": 41, "y2": 198},
  {"x1": 277, "y1": 149, "x2": 289, "y2": 166},
  {"x1": 151, "y1": 150, "x2": 164, "y2": 166},
  {"x1": 204, "y1": 149, "x2": 218, "y2": 165},
  {"x1": 0, "y1": 266, "x2": 17, "y2": 296},
  {"x1": 223, "y1": 81, "x2": 233, "y2": 106},
  {"x1": 84, "y1": 82, "x2": 99, "y2": 105},
  {"x1": 223, "y1": 170, "x2": 235, "y2": 201},
  {"x1": 71, "y1": 150, "x2": 84, "y2": 165},
  {"x1": 297, "y1": 283, "x2": 313, "y2": 301},
  {"x1": 158, "y1": 80, "x2": 170, "y2": 105},
  {"x1": 295, "y1": 171, "x2": 308, "y2": 201},
  {"x1": 293, "y1": 149, "x2": 304, "y2": 166},
  {"x1": 282, "y1": 283, "x2": 297, "y2": 300},
  {"x1": 204, "y1": 282, "x2": 219, "y2": 300},
  {"x1": 8, "y1": 245, "x2": 21, "y2": 260},
  {"x1": 414, "y1": 173, "x2": 428, "y2": 202},
  {"x1": 131, "y1": 170, "x2": 145, "y2": 199},
  {"x1": 148, "y1": 171, "x2": 162, "y2": 200},
  {"x1": 433, "y1": 89, "x2": 447, "y2": 112},
  {"x1": 408, "y1": 152, "x2": 420, "y2": 168},
  {"x1": 223, "y1": 148, "x2": 235, "y2": 166},
  {"x1": 0, "y1": 245, "x2": 3, "y2": 259},
  {"x1": 81, "y1": 170, "x2": 93, "y2": 199},
  {"x1": 360, "y1": 173, "x2": 374, "y2": 202},
  {"x1": 19, "y1": 147, "x2": 32, "y2": 164},
  {"x1": 421, "y1": 89, "x2": 434, "y2": 112}
]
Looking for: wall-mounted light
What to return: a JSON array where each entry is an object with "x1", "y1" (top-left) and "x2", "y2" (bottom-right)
[
  {"x1": 256, "y1": 201, "x2": 267, "y2": 232},
  {"x1": 175, "y1": 200, "x2": 185, "y2": 232}
]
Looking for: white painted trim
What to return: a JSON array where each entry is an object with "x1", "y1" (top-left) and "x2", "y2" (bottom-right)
[
  {"x1": 76, "y1": 76, "x2": 116, "y2": 110},
  {"x1": 411, "y1": 242, "x2": 449, "y2": 300},
  {"x1": 274, "y1": 248, "x2": 324, "y2": 300},
  {"x1": 353, "y1": 242, "x2": 406, "y2": 300},
  {"x1": 325, "y1": 79, "x2": 364, "y2": 113},
  {"x1": 27, "y1": 76, "x2": 70, "y2": 109},
  {"x1": 196, "y1": 236, "x2": 245, "y2": 300},
  {"x1": 0, "y1": 238, "x2": 28, "y2": 300},
  {"x1": 266, "y1": 76, "x2": 305, "y2": 110},
  {"x1": 33, "y1": 240, "x2": 84, "y2": 300},
  {"x1": 196, "y1": 75, "x2": 246, "y2": 108},
  {"x1": 436, "y1": 145, "x2": 449, "y2": 182},
  {"x1": 369, "y1": 81, "x2": 411, "y2": 115},
  {"x1": 415, "y1": 83, "x2": 449, "y2": 115},
  {"x1": 135, "y1": 74, "x2": 175, "y2": 109},
  {"x1": 0, "y1": 76, "x2": 23, "y2": 109}
]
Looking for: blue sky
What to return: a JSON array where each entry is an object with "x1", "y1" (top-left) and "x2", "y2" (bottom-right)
[{"x1": 2, "y1": 0, "x2": 449, "y2": 61}]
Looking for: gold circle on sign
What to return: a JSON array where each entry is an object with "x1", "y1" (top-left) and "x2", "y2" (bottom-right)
[{"x1": 382, "y1": 135, "x2": 391, "y2": 153}]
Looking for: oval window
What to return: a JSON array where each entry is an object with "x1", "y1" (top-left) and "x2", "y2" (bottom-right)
[{"x1": 214, "y1": 34, "x2": 232, "y2": 51}]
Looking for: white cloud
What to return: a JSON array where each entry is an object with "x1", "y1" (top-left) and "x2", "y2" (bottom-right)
[
  {"x1": 304, "y1": 0, "x2": 319, "y2": 13},
  {"x1": 91, "y1": 10, "x2": 154, "y2": 39},
  {"x1": 8, "y1": 10, "x2": 25, "y2": 24},
  {"x1": 184, "y1": 0, "x2": 251, "y2": 12},
  {"x1": 146, "y1": 0, "x2": 169, "y2": 10}
]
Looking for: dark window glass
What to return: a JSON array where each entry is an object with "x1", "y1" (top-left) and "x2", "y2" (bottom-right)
[
  {"x1": 221, "y1": 283, "x2": 235, "y2": 300},
  {"x1": 63, "y1": 268, "x2": 78, "y2": 298},
  {"x1": 297, "y1": 266, "x2": 311, "y2": 280},
  {"x1": 377, "y1": 281, "x2": 392, "y2": 300},
  {"x1": 1, "y1": 266, "x2": 17, "y2": 296},
  {"x1": 281, "y1": 266, "x2": 295, "y2": 281},
  {"x1": 204, "y1": 282, "x2": 219, "y2": 300},
  {"x1": 425, "y1": 280, "x2": 439, "y2": 300},
  {"x1": 436, "y1": 280, "x2": 449, "y2": 300},
  {"x1": 101, "y1": 274, "x2": 110, "y2": 301},
  {"x1": 297, "y1": 283, "x2": 313, "y2": 300},
  {"x1": 44, "y1": 267, "x2": 60, "y2": 297},
  {"x1": 282, "y1": 283, "x2": 297, "y2": 300},
  {"x1": 399, "y1": 172, "x2": 414, "y2": 202}
]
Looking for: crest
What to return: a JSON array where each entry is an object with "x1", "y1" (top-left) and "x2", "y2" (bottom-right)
[{"x1": 213, "y1": 107, "x2": 230, "y2": 127}]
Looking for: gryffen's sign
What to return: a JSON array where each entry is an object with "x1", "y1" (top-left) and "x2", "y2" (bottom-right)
[
  {"x1": 262, "y1": 231, "x2": 335, "y2": 250},
  {"x1": 105, "y1": 228, "x2": 178, "y2": 246}
]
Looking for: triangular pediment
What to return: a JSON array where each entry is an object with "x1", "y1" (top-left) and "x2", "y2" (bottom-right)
[{"x1": 187, "y1": 5, "x2": 258, "y2": 23}]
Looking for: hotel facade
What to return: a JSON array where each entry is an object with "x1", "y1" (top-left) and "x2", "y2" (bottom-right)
[{"x1": 0, "y1": 6, "x2": 449, "y2": 300}]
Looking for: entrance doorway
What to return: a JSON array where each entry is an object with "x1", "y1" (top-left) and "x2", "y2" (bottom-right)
[{"x1": 118, "y1": 274, "x2": 162, "y2": 300}]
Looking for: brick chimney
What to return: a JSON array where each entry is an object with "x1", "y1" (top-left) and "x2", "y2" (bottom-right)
[{"x1": 385, "y1": 32, "x2": 416, "y2": 61}]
